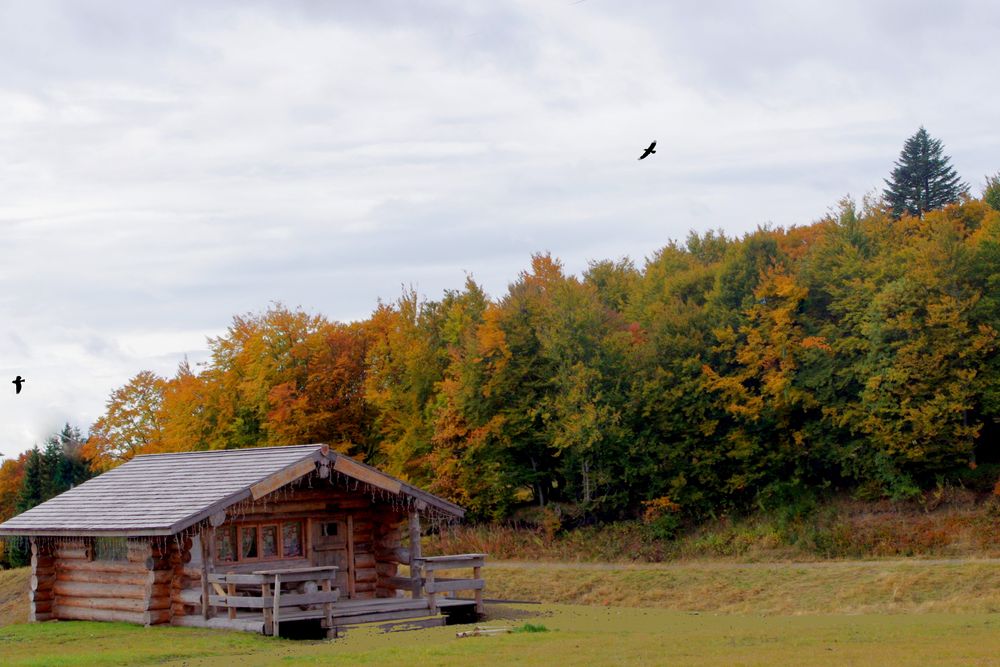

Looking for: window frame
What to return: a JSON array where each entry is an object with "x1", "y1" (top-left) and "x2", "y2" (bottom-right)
[{"x1": 216, "y1": 519, "x2": 307, "y2": 564}]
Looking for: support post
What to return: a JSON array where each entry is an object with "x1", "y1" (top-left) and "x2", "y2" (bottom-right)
[
  {"x1": 347, "y1": 515, "x2": 356, "y2": 598},
  {"x1": 426, "y1": 569, "x2": 437, "y2": 614},
  {"x1": 408, "y1": 510, "x2": 422, "y2": 599},
  {"x1": 473, "y1": 565, "x2": 483, "y2": 615},
  {"x1": 199, "y1": 527, "x2": 213, "y2": 620},
  {"x1": 272, "y1": 574, "x2": 282, "y2": 638},
  {"x1": 322, "y1": 573, "x2": 333, "y2": 633},
  {"x1": 262, "y1": 580, "x2": 273, "y2": 636},
  {"x1": 227, "y1": 581, "x2": 236, "y2": 620}
]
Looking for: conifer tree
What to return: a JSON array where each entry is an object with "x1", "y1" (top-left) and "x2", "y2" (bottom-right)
[{"x1": 884, "y1": 127, "x2": 967, "y2": 219}]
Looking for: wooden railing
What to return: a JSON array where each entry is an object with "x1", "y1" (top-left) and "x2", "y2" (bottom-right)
[
  {"x1": 207, "y1": 565, "x2": 339, "y2": 636},
  {"x1": 411, "y1": 554, "x2": 486, "y2": 615}
]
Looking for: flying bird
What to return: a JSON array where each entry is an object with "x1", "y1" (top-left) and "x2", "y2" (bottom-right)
[
  {"x1": 12, "y1": 376, "x2": 24, "y2": 394},
  {"x1": 638, "y1": 140, "x2": 657, "y2": 160}
]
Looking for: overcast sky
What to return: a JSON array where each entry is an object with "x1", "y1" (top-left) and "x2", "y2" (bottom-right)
[{"x1": 1, "y1": 0, "x2": 998, "y2": 458}]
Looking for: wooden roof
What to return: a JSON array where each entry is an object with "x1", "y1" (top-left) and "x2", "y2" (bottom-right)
[{"x1": 0, "y1": 444, "x2": 464, "y2": 537}]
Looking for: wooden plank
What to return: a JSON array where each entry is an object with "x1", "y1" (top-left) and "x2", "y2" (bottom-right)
[
  {"x1": 419, "y1": 553, "x2": 486, "y2": 562},
  {"x1": 375, "y1": 616, "x2": 446, "y2": 633},
  {"x1": 227, "y1": 582, "x2": 237, "y2": 620},
  {"x1": 418, "y1": 558, "x2": 486, "y2": 572},
  {"x1": 330, "y1": 599, "x2": 430, "y2": 617},
  {"x1": 424, "y1": 578, "x2": 485, "y2": 594},
  {"x1": 249, "y1": 570, "x2": 338, "y2": 584},
  {"x1": 250, "y1": 459, "x2": 317, "y2": 501},
  {"x1": 172, "y1": 614, "x2": 266, "y2": 634},
  {"x1": 208, "y1": 591, "x2": 339, "y2": 609},
  {"x1": 250, "y1": 565, "x2": 339, "y2": 575},
  {"x1": 209, "y1": 573, "x2": 265, "y2": 586},
  {"x1": 333, "y1": 457, "x2": 402, "y2": 494},
  {"x1": 332, "y1": 608, "x2": 435, "y2": 626}
]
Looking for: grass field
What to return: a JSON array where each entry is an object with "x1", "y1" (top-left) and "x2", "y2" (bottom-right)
[
  {"x1": 3, "y1": 561, "x2": 1000, "y2": 665},
  {"x1": 2, "y1": 605, "x2": 1000, "y2": 666}
]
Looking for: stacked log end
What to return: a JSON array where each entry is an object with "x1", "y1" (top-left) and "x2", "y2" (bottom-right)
[
  {"x1": 29, "y1": 539, "x2": 55, "y2": 622},
  {"x1": 374, "y1": 517, "x2": 406, "y2": 598},
  {"x1": 169, "y1": 536, "x2": 198, "y2": 618}
]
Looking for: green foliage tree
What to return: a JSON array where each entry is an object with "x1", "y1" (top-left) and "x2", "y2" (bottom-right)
[
  {"x1": 884, "y1": 127, "x2": 968, "y2": 219},
  {"x1": 984, "y1": 173, "x2": 1000, "y2": 212}
]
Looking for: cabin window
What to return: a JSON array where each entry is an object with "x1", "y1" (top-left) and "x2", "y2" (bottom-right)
[
  {"x1": 321, "y1": 521, "x2": 338, "y2": 537},
  {"x1": 211, "y1": 520, "x2": 306, "y2": 563},
  {"x1": 216, "y1": 525, "x2": 237, "y2": 562},
  {"x1": 260, "y1": 524, "x2": 279, "y2": 559},
  {"x1": 282, "y1": 521, "x2": 303, "y2": 557},
  {"x1": 240, "y1": 526, "x2": 258, "y2": 560},
  {"x1": 94, "y1": 537, "x2": 128, "y2": 562}
]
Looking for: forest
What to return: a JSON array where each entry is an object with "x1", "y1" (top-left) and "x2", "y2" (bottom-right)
[{"x1": 3, "y1": 135, "x2": 1000, "y2": 563}]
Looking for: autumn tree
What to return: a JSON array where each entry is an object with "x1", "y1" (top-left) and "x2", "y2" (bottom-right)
[
  {"x1": 365, "y1": 290, "x2": 449, "y2": 476},
  {"x1": 884, "y1": 127, "x2": 968, "y2": 219},
  {"x1": 85, "y1": 370, "x2": 166, "y2": 470}
]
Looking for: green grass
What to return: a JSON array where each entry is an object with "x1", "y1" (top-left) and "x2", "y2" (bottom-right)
[
  {"x1": 1, "y1": 606, "x2": 1000, "y2": 666},
  {"x1": 4, "y1": 558, "x2": 1000, "y2": 665}
]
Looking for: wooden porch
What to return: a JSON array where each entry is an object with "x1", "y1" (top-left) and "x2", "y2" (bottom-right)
[{"x1": 178, "y1": 554, "x2": 486, "y2": 636}]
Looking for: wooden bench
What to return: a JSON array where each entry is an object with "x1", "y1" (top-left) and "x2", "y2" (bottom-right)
[
  {"x1": 208, "y1": 565, "x2": 339, "y2": 636},
  {"x1": 411, "y1": 554, "x2": 485, "y2": 615}
]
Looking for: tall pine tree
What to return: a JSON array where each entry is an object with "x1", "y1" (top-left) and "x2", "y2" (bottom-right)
[{"x1": 884, "y1": 127, "x2": 967, "y2": 219}]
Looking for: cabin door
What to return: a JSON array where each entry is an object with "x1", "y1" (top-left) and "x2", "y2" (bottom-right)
[{"x1": 311, "y1": 515, "x2": 352, "y2": 597}]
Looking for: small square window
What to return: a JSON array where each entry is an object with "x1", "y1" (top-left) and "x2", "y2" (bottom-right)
[
  {"x1": 282, "y1": 521, "x2": 303, "y2": 558},
  {"x1": 321, "y1": 522, "x2": 339, "y2": 537},
  {"x1": 241, "y1": 526, "x2": 258, "y2": 560},
  {"x1": 261, "y1": 525, "x2": 278, "y2": 559},
  {"x1": 216, "y1": 525, "x2": 237, "y2": 562}
]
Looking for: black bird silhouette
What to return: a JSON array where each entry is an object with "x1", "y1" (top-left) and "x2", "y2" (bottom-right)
[
  {"x1": 12, "y1": 376, "x2": 25, "y2": 394},
  {"x1": 638, "y1": 140, "x2": 656, "y2": 160}
]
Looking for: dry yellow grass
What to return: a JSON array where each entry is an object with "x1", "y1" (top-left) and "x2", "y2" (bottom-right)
[
  {"x1": 0, "y1": 567, "x2": 28, "y2": 626},
  {"x1": 485, "y1": 559, "x2": 1000, "y2": 615}
]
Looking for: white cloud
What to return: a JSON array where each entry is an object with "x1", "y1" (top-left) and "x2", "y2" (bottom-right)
[{"x1": 0, "y1": 0, "x2": 998, "y2": 456}]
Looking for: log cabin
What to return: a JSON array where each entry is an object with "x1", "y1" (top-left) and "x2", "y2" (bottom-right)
[{"x1": 0, "y1": 444, "x2": 486, "y2": 636}]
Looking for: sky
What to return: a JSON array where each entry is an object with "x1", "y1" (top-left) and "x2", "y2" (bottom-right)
[{"x1": 1, "y1": 0, "x2": 999, "y2": 458}]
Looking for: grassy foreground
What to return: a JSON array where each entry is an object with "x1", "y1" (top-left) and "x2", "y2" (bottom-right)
[
  {"x1": 0, "y1": 606, "x2": 999, "y2": 666},
  {"x1": 3, "y1": 561, "x2": 1000, "y2": 665}
]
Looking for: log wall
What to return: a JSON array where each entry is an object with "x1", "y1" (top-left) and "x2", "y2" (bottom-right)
[{"x1": 36, "y1": 537, "x2": 188, "y2": 626}]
